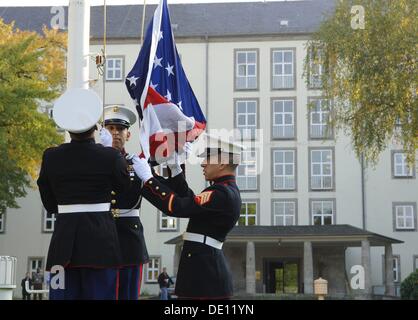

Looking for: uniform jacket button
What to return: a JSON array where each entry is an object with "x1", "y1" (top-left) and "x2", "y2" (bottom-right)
[
  {"x1": 162, "y1": 192, "x2": 166, "y2": 196},
  {"x1": 111, "y1": 191, "x2": 116, "y2": 195},
  {"x1": 111, "y1": 200, "x2": 116, "y2": 204}
]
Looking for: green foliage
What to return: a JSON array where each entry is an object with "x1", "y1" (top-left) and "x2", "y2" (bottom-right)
[
  {"x1": 304, "y1": 0, "x2": 417, "y2": 165},
  {"x1": 400, "y1": 270, "x2": 418, "y2": 300},
  {"x1": 0, "y1": 19, "x2": 66, "y2": 214}
]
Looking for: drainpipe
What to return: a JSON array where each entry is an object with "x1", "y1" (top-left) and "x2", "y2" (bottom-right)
[{"x1": 360, "y1": 153, "x2": 366, "y2": 230}]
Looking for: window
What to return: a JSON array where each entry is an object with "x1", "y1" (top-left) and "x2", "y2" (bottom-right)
[
  {"x1": 28, "y1": 257, "x2": 44, "y2": 275},
  {"x1": 310, "y1": 149, "x2": 334, "y2": 190},
  {"x1": 382, "y1": 255, "x2": 401, "y2": 283},
  {"x1": 235, "y1": 50, "x2": 257, "y2": 90},
  {"x1": 414, "y1": 255, "x2": 418, "y2": 272},
  {"x1": 393, "y1": 203, "x2": 416, "y2": 231},
  {"x1": 42, "y1": 208, "x2": 56, "y2": 233},
  {"x1": 273, "y1": 149, "x2": 296, "y2": 190},
  {"x1": 239, "y1": 202, "x2": 257, "y2": 226},
  {"x1": 237, "y1": 149, "x2": 258, "y2": 190},
  {"x1": 309, "y1": 98, "x2": 332, "y2": 139},
  {"x1": 235, "y1": 100, "x2": 257, "y2": 140},
  {"x1": 159, "y1": 212, "x2": 178, "y2": 231},
  {"x1": 311, "y1": 200, "x2": 335, "y2": 225},
  {"x1": 272, "y1": 99, "x2": 295, "y2": 139},
  {"x1": 145, "y1": 257, "x2": 160, "y2": 283},
  {"x1": 0, "y1": 213, "x2": 5, "y2": 233},
  {"x1": 272, "y1": 49, "x2": 295, "y2": 89},
  {"x1": 273, "y1": 200, "x2": 296, "y2": 226},
  {"x1": 392, "y1": 152, "x2": 414, "y2": 178},
  {"x1": 392, "y1": 256, "x2": 400, "y2": 282},
  {"x1": 308, "y1": 47, "x2": 324, "y2": 89},
  {"x1": 384, "y1": 256, "x2": 401, "y2": 283},
  {"x1": 40, "y1": 105, "x2": 54, "y2": 119},
  {"x1": 106, "y1": 57, "x2": 124, "y2": 81}
]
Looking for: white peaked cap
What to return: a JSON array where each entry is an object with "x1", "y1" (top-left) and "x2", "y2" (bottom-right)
[
  {"x1": 103, "y1": 105, "x2": 137, "y2": 127},
  {"x1": 53, "y1": 88, "x2": 103, "y2": 133},
  {"x1": 198, "y1": 133, "x2": 245, "y2": 164}
]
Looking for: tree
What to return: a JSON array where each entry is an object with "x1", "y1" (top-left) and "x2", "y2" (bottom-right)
[
  {"x1": 304, "y1": 0, "x2": 417, "y2": 165},
  {"x1": 400, "y1": 270, "x2": 418, "y2": 300},
  {"x1": 0, "y1": 19, "x2": 66, "y2": 215}
]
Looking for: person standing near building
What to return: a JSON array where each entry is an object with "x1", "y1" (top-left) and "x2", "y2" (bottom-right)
[
  {"x1": 132, "y1": 135, "x2": 243, "y2": 299},
  {"x1": 158, "y1": 267, "x2": 174, "y2": 300},
  {"x1": 21, "y1": 272, "x2": 32, "y2": 300},
  {"x1": 37, "y1": 89, "x2": 130, "y2": 300},
  {"x1": 103, "y1": 105, "x2": 149, "y2": 300},
  {"x1": 32, "y1": 268, "x2": 44, "y2": 300}
]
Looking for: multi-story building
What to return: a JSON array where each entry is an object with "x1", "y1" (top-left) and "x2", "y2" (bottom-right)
[{"x1": 0, "y1": 1, "x2": 417, "y2": 298}]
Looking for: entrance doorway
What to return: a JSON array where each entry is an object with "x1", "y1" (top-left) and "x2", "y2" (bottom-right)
[{"x1": 264, "y1": 259, "x2": 300, "y2": 294}]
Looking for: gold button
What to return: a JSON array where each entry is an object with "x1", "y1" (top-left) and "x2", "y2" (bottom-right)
[
  {"x1": 155, "y1": 186, "x2": 159, "y2": 190},
  {"x1": 162, "y1": 192, "x2": 166, "y2": 196},
  {"x1": 148, "y1": 180, "x2": 153, "y2": 184},
  {"x1": 134, "y1": 224, "x2": 138, "y2": 229},
  {"x1": 130, "y1": 178, "x2": 134, "y2": 181},
  {"x1": 112, "y1": 209, "x2": 120, "y2": 218},
  {"x1": 111, "y1": 200, "x2": 116, "y2": 204},
  {"x1": 187, "y1": 253, "x2": 191, "y2": 258},
  {"x1": 111, "y1": 191, "x2": 116, "y2": 195}
]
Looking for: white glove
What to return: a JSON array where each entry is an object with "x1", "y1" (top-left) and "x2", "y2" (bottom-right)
[
  {"x1": 132, "y1": 155, "x2": 153, "y2": 182},
  {"x1": 166, "y1": 152, "x2": 182, "y2": 177},
  {"x1": 184, "y1": 142, "x2": 192, "y2": 159},
  {"x1": 100, "y1": 128, "x2": 112, "y2": 147}
]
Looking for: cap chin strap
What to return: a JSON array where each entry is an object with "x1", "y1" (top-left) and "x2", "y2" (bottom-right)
[{"x1": 104, "y1": 119, "x2": 130, "y2": 128}]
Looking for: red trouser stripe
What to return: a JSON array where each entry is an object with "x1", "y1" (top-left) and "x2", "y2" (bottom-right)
[
  {"x1": 115, "y1": 269, "x2": 120, "y2": 301},
  {"x1": 138, "y1": 264, "x2": 143, "y2": 299}
]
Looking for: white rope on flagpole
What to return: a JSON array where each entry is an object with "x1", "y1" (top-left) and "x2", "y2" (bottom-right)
[{"x1": 102, "y1": 0, "x2": 107, "y2": 124}]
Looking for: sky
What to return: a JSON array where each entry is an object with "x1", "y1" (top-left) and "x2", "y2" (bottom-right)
[{"x1": 0, "y1": 0, "x2": 301, "y2": 7}]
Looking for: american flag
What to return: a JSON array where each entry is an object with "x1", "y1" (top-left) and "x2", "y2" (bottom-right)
[{"x1": 125, "y1": 0, "x2": 206, "y2": 163}]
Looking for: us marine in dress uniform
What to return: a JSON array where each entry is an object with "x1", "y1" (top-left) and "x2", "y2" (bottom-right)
[
  {"x1": 37, "y1": 89, "x2": 129, "y2": 300},
  {"x1": 103, "y1": 105, "x2": 149, "y2": 300},
  {"x1": 132, "y1": 135, "x2": 243, "y2": 299}
]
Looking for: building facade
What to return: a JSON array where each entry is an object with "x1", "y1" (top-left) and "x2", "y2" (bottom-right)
[{"x1": 0, "y1": 1, "x2": 417, "y2": 298}]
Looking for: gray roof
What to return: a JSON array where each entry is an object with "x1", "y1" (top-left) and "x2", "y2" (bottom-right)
[
  {"x1": 165, "y1": 224, "x2": 403, "y2": 245},
  {"x1": 0, "y1": 1, "x2": 335, "y2": 39},
  {"x1": 229, "y1": 225, "x2": 403, "y2": 243}
]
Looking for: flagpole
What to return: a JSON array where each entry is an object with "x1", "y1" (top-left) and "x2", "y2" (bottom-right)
[{"x1": 140, "y1": 0, "x2": 147, "y2": 47}]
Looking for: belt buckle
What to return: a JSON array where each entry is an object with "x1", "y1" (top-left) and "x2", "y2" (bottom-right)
[{"x1": 112, "y1": 208, "x2": 120, "y2": 218}]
